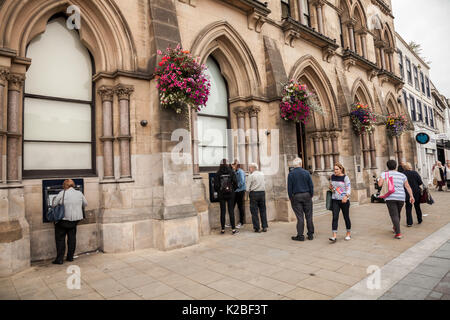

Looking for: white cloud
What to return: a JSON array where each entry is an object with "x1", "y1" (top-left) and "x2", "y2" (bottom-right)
[{"x1": 392, "y1": 0, "x2": 450, "y2": 97}]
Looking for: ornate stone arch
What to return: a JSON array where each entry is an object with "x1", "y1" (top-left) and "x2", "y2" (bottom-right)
[
  {"x1": 351, "y1": 1, "x2": 367, "y2": 28},
  {"x1": 351, "y1": 77, "x2": 375, "y2": 110},
  {"x1": 385, "y1": 91, "x2": 400, "y2": 115},
  {"x1": 190, "y1": 21, "x2": 262, "y2": 99},
  {"x1": 383, "y1": 23, "x2": 395, "y2": 49},
  {"x1": 0, "y1": 0, "x2": 137, "y2": 72},
  {"x1": 289, "y1": 55, "x2": 339, "y2": 131}
]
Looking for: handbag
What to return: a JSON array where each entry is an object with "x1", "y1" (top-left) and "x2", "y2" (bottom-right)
[
  {"x1": 420, "y1": 187, "x2": 428, "y2": 204},
  {"x1": 326, "y1": 190, "x2": 333, "y2": 211},
  {"x1": 380, "y1": 172, "x2": 395, "y2": 199},
  {"x1": 47, "y1": 190, "x2": 66, "y2": 222}
]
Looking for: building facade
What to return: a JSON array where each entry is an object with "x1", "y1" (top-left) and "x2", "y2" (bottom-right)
[
  {"x1": 0, "y1": 0, "x2": 415, "y2": 276},
  {"x1": 431, "y1": 83, "x2": 450, "y2": 165},
  {"x1": 396, "y1": 32, "x2": 437, "y2": 185}
]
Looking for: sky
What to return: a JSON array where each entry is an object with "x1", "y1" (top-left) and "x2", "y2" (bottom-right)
[{"x1": 392, "y1": 0, "x2": 450, "y2": 98}]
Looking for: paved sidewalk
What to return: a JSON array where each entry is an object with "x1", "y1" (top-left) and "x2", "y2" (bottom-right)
[
  {"x1": 379, "y1": 240, "x2": 450, "y2": 300},
  {"x1": 1, "y1": 191, "x2": 449, "y2": 300}
]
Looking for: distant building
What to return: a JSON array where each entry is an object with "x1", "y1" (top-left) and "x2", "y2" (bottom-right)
[
  {"x1": 396, "y1": 32, "x2": 436, "y2": 184},
  {"x1": 431, "y1": 83, "x2": 450, "y2": 165}
]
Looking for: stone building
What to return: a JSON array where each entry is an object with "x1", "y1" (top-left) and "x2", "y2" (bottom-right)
[
  {"x1": 0, "y1": 0, "x2": 415, "y2": 277},
  {"x1": 431, "y1": 83, "x2": 450, "y2": 166},
  {"x1": 396, "y1": 32, "x2": 437, "y2": 185}
]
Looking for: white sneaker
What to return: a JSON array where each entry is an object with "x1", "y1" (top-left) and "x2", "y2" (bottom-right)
[
  {"x1": 345, "y1": 236, "x2": 351, "y2": 241},
  {"x1": 225, "y1": 224, "x2": 231, "y2": 228},
  {"x1": 236, "y1": 223, "x2": 243, "y2": 229}
]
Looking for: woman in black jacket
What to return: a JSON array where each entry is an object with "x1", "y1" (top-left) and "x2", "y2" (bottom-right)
[
  {"x1": 403, "y1": 162, "x2": 424, "y2": 226},
  {"x1": 214, "y1": 159, "x2": 239, "y2": 235}
]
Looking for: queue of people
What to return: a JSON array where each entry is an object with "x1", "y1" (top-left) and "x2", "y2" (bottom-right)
[{"x1": 51, "y1": 157, "x2": 441, "y2": 264}]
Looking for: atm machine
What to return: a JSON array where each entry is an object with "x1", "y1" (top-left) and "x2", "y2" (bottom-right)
[{"x1": 42, "y1": 179, "x2": 85, "y2": 223}]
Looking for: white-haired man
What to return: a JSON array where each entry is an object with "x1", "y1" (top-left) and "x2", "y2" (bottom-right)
[
  {"x1": 246, "y1": 163, "x2": 268, "y2": 232},
  {"x1": 288, "y1": 157, "x2": 315, "y2": 241}
]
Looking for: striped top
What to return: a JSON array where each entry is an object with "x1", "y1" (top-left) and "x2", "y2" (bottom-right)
[
  {"x1": 330, "y1": 175, "x2": 351, "y2": 200},
  {"x1": 380, "y1": 171, "x2": 407, "y2": 201}
]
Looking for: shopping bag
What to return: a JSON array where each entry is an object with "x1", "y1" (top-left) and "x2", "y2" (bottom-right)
[
  {"x1": 379, "y1": 172, "x2": 395, "y2": 199},
  {"x1": 420, "y1": 188, "x2": 428, "y2": 204}
]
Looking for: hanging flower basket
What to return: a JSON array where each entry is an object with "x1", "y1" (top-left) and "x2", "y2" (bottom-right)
[
  {"x1": 279, "y1": 80, "x2": 323, "y2": 124},
  {"x1": 349, "y1": 103, "x2": 377, "y2": 135},
  {"x1": 386, "y1": 113, "x2": 408, "y2": 137},
  {"x1": 155, "y1": 45, "x2": 210, "y2": 116}
]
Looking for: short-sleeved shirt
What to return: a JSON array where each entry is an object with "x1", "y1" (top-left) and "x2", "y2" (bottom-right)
[{"x1": 380, "y1": 171, "x2": 407, "y2": 201}]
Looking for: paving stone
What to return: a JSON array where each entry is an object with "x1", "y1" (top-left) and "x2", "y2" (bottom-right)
[
  {"x1": 151, "y1": 290, "x2": 194, "y2": 300},
  {"x1": 107, "y1": 292, "x2": 143, "y2": 300},
  {"x1": 117, "y1": 274, "x2": 157, "y2": 290},
  {"x1": 297, "y1": 276, "x2": 349, "y2": 297},
  {"x1": 185, "y1": 270, "x2": 226, "y2": 285},
  {"x1": 88, "y1": 278, "x2": 130, "y2": 298},
  {"x1": 426, "y1": 291, "x2": 443, "y2": 300},
  {"x1": 398, "y1": 272, "x2": 442, "y2": 290},
  {"x1": 176, "y1": 282, "x2": 217, "y2": 299},
  {"x1": 441, "y1": 294, "x2": 450, "y2": 300},
  {"x1": 421, "y1": 257, "x2": 450, "y2": 269},
  {"x1": 207, "y1": 278, "x2": 259, "y2": 298},
  {"x1": 413, "y1": 264, "x2": 449, "y2": 279},
  {"x1": 132, "y1": 281, "x2": 175, "y2": 299},
  {"x1": 432, "y1": 279, "x2": 450, "y2": 295},
  {"x1": 284, "y1": 287, "x2": 331, "y2": 300},
  {"x1": 386, "y1": 283, "x2": 431, "y2": 300}
]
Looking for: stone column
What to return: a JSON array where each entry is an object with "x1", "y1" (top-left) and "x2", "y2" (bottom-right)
[
  {"x1": 361, "y1": 132, "x2": 370, "y2": 169},
  {"x1": 248, "y1": 106, "x2": 260, "y2": 166},
  {"x1": 190, "y1": 109, "x2": 200, "y2": 174},
  {"x1": 234, "y1": 107, "x2": 247, "y2": 170},
  {"x1": 369, "y1": 132, "x2": 377, "y2": 169},
  {"x1": 322, "y1": 133, "x2": 331, "y2": 170},
  {"x1": 347, "y1": 21, "x2": 356, "y2": 52},
  {"x1": 114, "y1": 84, "x2": 134, "y2": 179},
  {"x1": 315, "y1": 1, "x2": 324, "y2": 34},
  {"x1": 380, "y1": 47, "x2": 386, "y2": 70},
  {"x1": 0, "y1": 68, "x2": 8, "y2": 183},
  {"x1": 330, "y1": 132, "x2": 340, "y2": 165},
  {"x1": 7, "y1": 73, "x2": 25, "y2": 183},
  {"x1": 98, "y1": 86, "x2": 115, "y2": 180},
  {"x1": 312, "y1": 133, "x2": 322, "y2": 171},
  {"x1": 396, "y1": 136, "x2": 403, "y2": 164},
  {"x1": 297, "y1": 0, "x2": 305, "y2": 25},
  {"x1": 386, "y1": 48, "x2": 394, "y2": 73}
]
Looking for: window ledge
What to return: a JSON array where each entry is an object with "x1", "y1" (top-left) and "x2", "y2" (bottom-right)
[
  {"x1": 342, "y1": 49, "x2": 379, "y2": 79},
  {"x1": 281, "y1": 17, "x2": 338, "y2": 62}
]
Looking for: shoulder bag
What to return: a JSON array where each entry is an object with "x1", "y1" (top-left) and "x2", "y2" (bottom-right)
[{"x1": 47, "y1": 190, "x2": 66, "y2": 222}]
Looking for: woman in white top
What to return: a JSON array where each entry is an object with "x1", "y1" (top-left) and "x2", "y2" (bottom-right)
[{"x1": 52, "y1": 179, "x2": 87, "y2": 264}]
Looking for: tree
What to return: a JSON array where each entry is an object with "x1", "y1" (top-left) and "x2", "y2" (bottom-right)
[{"x1": 408, "y1": 41, "x2": 432, "y2": 65}]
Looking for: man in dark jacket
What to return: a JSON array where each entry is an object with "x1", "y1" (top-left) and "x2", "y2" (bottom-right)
[
  {"x1": 214, "y1": 159, "x2": 238, "y2": 234},
  {"x1": 288, "y1": 157, "x2": 315, "y2": 241},
  {"x1": 403, "y1": 162, "x2": 424, "y2": 226}
]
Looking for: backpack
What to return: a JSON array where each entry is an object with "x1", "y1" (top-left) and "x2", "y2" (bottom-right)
[{"x1": 219, "y1": 174, "x2": 234, "y2": 195}]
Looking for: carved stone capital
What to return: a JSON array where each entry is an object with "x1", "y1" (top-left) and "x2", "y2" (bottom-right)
[
  {"x1": 344, "y1": 18, "x2": 357, "y2": 28},
  {"x1": 0, "y1": 68, "x2": 9, "y2": 86},
  {"x1": 374, "y1": 39, "x2": 386, "y2": 49},
  {"x1": 114, "y1": 84, "x2": 134, "y2": 101},
  {"x1": 385, "y1": 47, "x2": 395, "y2": 54},
  {"x1": 311, "y1": 0, "x2": 326, "y2": 7},
  {"x1": 311, "y1": 132, "x2": 322, "y2": 141},
  {"x1": 330, "y1": 132, "x2": 339, "y2": 140},
  {"x1": 7, "y1": 73, "x2": 25, "y2": 91},
  {"x1": 284, "y1": 29, "x2": 300, "y2": 48},
  {"x1": 233, "y1": 107, "x2": 247, "y2": 118},
  {"x1": 355, "y1": 27, "x2": 368, "y2": 36},
  {"x1": 248, "y1": 106, "x2": 261, "y2": 117},
  {"x1": 322, "y1": 132, "x2": 330, "y2": 140},
  {"x1": 98, "y1": 86, "x2": 114, "y2": 102}
]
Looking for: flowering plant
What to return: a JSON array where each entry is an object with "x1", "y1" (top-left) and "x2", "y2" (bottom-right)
[
  {"x1": 349, "y1": 103, "x2": 377, "y2": 135},
  {"x1": 279, "y1": 80, "x2": 323, "y2": 124},
  {"x1": 386, "y1": 113, "x2": 408, "y2": 137},
  {"x1": 155, "y1": 45, "x2": 210, "y2": 116}
]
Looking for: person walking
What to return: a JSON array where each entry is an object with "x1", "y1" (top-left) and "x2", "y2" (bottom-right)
[
  {"x1": 378, "y1": 160, "x2": 415, "y2": 239},
  {"x1": 288, "y1": 158, "x2": 314, "y2": 241},
  {"x1": 214, "y1": 159, "x2": 239, "y2": 235},
  {"x1": 403, "y1": 162, "x2": 424, "y2": 226},
  {"x1": 232, "y1": 160, "x2": 246, "y2": 228},
  {"x1": 433, "y1": 161, "x2": 445, "y2": 191},
  {"x1": 52, "y1": 179, "x2": 87, "y2": 264},
  {"x1": 246, "y1": 163, "x2": 268, "y2": 233},
  {"x1": 328, "y1": 163, "x2": 352, "y2": 243}
]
